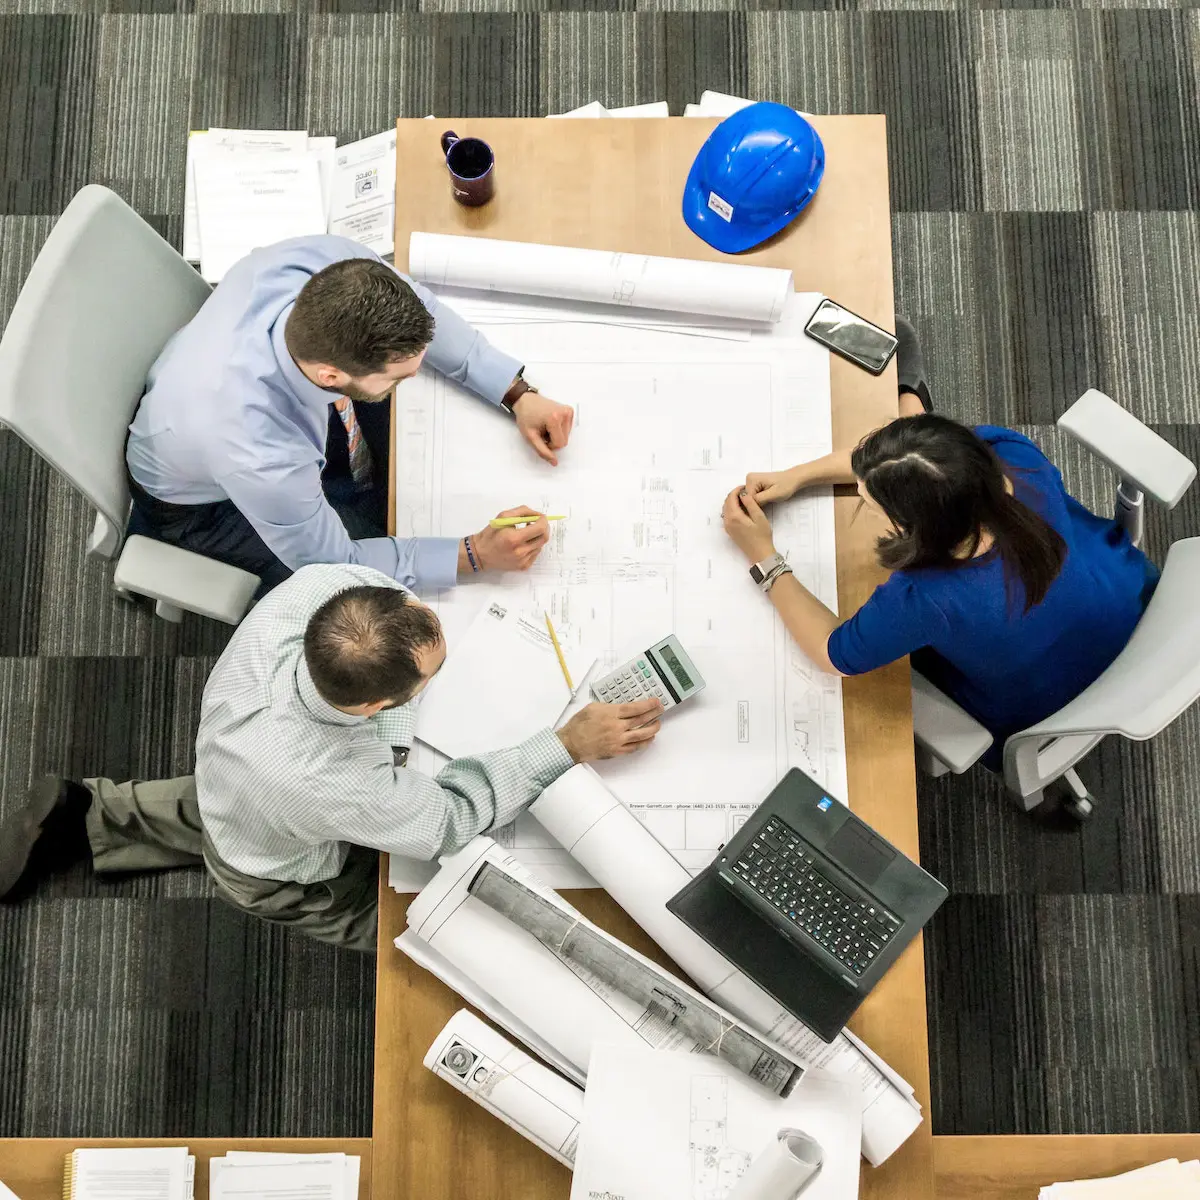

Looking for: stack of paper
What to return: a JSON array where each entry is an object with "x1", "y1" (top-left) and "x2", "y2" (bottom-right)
[
  {"x1": 209, "y1": 1151, "x2": 360, "y2": 1199},
  {"x1": 1040, "y1": 1158, "x2": 1200, "y2": 1198},
  {"x1": 549, "y1": 101, "x2": 669, "y2": 118},
  {"x1": 63, "y1": 1147, "x2": 194, "y2": 1200},
  {"x1": 183, "y1": 126, "x2": 401, "y2": 280}
]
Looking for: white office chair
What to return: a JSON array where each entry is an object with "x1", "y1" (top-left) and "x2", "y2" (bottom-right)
[
  {"x1": 0, "y1": 185, "x2": 259, "y2": 624},
  {"x1": 912, "y1": 389, "x2": 1200, "y2": 817}
]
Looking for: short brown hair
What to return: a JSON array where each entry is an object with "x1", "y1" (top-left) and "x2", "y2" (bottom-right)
[
  {"x1": 303, "y1": 586, "x2": 442, "y2": 707},
  {"x1": 285, "y1": 258, "x2": 436, "y2": 376}
]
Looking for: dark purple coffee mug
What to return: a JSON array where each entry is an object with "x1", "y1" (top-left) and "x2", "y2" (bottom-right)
[{"x1": 441, "y1": 131, "x2": 495, "y2": 206}]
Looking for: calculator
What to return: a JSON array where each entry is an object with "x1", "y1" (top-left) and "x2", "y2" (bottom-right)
[{"x1": 590, "y1": 635, "x2": 705, "y2": 711}]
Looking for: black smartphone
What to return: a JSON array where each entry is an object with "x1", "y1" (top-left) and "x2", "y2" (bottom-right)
[{"x1": 804, "y1": 298, "x2": 899, "y2": 375}]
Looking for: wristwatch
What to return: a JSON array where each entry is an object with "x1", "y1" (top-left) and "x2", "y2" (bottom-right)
[
  {"x1": 500, "y1": 370, "x2": 539, "y2": 414},
  {"x1": 749, "y1": 553, "x2": 786, "y2": 587}
]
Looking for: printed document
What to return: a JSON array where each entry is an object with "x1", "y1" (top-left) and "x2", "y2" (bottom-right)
[
  {"x1": 571, "y1": 1047, "x2": 861, "y2": 1200},
  {"x1": 193, "y1": 149, "x2": 325, "y2": 283},
  {"x1": 329, "y1": 129, "x2": 398, "y2": 256}
]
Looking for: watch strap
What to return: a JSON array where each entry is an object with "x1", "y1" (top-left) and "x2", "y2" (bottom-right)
[{"x1": 500, "y1": 373, "x2": 538, "y2": 413}]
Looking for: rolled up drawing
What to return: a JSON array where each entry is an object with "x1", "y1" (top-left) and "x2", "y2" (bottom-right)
[
  {"x1": 424, "y1": 1008, "x2": 584, "y2": 1168},
  {"x1": 725, "y1": 1128, "x2": 824, "y2": 1200}
]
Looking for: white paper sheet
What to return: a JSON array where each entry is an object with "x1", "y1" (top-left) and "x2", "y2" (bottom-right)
[
  {"x1": 183, "y1": 128, "x2": 311, "y2": 263},
  {"x1": 328, "y1": 129, "x2": 398, "y2": 256},
  {"x1": 408, "y1": 232, "x2": 794, "y2": 323},
  {"x1": 395, "y1": 289, "x2": 847, "y2": 880},
  {"x1": 1040, "y1": 1158, "x2": 1200, "y2": 1198},
  {"x1": 608, "y1": 101, "x2": 670, "y2": 117},
  {"x1": 194, "y1": 150, "x2": 325, "y2": 283},
  {"x1": 209, "y1": 1157, "x2": 344, "y2": 1200},
  {"x1": 219, "y1": 1153, "x2": 358, "y2": 1198},
  {"x1": 309, "y1": 134, "x2": 337, "y2": 225},
  {"x1": 571, "y1": 1049, "x2": 861, "y2": 1200},
  {"x1": 425, "y1": 1008, "x2": 584, "y2": 1167},
  {"x1": 395, "y1": 928, "x2": 586, "y2": 1086},
  {"x1": 529, "y1": 766, "x2": 923, "y2": 1165},
  {"x1": 405, "y1": 837, "x2": 804, "y2": 1084},
  {"x1": 0, "y1": 1183, "x2": 21, "y2": 1200},
  {"x1": 726, "y1": 1130, "x2": 824, "y2": 1200},
  {"x1": 415, "y1": 598, "x2": 592, "y2": 760}
]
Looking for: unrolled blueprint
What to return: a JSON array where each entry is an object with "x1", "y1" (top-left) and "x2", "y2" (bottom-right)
[{"x1": 394, "y1": 285, "x2": 847, "y2": 882}]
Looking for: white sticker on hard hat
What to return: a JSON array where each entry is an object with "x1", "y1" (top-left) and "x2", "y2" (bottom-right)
[{"x1": 707, "y1": 192, "x2": 734, "y2": 222}]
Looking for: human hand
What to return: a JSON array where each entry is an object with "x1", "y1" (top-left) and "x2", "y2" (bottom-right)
[
  {"x1": 513, "y1": 392, "x2": 574, "y2": 466},
  {"x1": 744, "y1": 466, "x2": 804, "y2": 504},
  {"x1": 556, "y1": 698, "x2": 664, "y2": 763},
  {"x1": 722, "y1": 485, "x2": 777, "y2": 563},
  {"x1": 471, "y1": 506, "x2": 550, "y2": 572}
]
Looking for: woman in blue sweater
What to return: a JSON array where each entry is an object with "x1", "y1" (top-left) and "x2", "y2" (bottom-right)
[{"x1": 723, "y1": 326, "x2": 1157, "y2": 817}]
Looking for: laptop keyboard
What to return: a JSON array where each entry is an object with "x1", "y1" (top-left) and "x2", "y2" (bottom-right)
[{"x1": 730, "y1": 816, "x2": 903, "y2": 976}]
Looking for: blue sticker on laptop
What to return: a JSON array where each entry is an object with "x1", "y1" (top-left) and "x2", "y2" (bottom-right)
[{"x1": 817, "y1": 797, "x2": 833, "y2": 812}]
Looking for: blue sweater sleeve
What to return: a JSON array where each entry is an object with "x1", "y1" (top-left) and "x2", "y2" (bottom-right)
[{"x1": 827, "y1": 573, "x2": 950, "y2": 676}]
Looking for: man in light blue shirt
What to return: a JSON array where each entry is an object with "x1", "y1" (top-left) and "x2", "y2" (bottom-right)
[{"x1": 126, "y1": 235, "x2": 576, "y2": 593}]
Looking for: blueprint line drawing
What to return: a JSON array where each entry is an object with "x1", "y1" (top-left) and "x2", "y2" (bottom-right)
[
  {"x1": 396, "y1": 294, "x2": 847, "y2": 879},
  {"x1": 690, "y1": 1076, "x2": 752, "y2": 1200}
]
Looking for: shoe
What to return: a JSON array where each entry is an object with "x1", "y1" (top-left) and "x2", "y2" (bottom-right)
[
  {"x1": 0, "y1": 775, "x2": 93, "y2": 901},
  {"x1": 895, "y1": 317, "x2": 932, "y2": 413}
]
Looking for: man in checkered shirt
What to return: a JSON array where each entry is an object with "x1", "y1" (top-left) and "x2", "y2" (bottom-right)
[{"x1": 0, "y1": 564, "x2": 662, "y2": 950}]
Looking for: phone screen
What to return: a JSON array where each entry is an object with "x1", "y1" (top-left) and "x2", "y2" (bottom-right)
[{"x1": 805, "y1": 300, "x2": 898, "y2": 374}]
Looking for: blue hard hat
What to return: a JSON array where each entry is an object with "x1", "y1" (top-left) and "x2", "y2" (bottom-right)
[{"x1": 683, "y1": 102, "x2": 825, "y2": 254}]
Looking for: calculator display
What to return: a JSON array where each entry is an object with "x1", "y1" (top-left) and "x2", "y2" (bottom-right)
[{"x1": 657, "y1": 643, "x2": 694, "y2": 690}]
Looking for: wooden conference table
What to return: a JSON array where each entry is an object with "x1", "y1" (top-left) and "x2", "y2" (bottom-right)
[{"x1": 375, "y1": 115, "x2": 930, "y2": 1199}]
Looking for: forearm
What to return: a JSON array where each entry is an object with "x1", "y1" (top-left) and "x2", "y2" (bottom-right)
[
  {"x1": 789, "y1": 447, "x2": 856, "y2": 489},
  {"x1": 766, "y1": 573, "x2": 843, "y2": 675}
]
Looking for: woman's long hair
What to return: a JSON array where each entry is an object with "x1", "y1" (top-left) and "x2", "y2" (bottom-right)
[{"x1": 850, "y1": 415, "x2": 1066, "y2": 611}]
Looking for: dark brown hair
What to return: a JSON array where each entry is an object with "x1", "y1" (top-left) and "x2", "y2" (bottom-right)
[
  {"x1": 850, "y1": 415, "x2": 1066, "y2": 612},
  {"x1": 303, "y1": 586, "x2": 442, "y2": 707},
  {"x1": 285, "y1": 258, "x2": 436, "y2": 376}
]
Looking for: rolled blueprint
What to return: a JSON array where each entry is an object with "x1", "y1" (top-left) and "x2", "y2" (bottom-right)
[
  {"x1": 404, "y1": 837, "x2": 804, "y2": 1096},
  {"x1": 725, "y1": 1129, "x2": 823, "y2": 1200},
  {"x1": 424, "y1": 1009, "x2": 584, "y2": 1168},
  {"x1": 469, "y1": 862, "x2": 803, "y2": 1097},
  {"x1": 529, "y1": 766, "x2": 924, "y2": 1165},
  {"x1": 408, "y1": 232, "x2": 794, "y2": 323}
]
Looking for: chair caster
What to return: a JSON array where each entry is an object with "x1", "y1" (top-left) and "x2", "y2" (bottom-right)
[{"x1": 1062, "y1": 792, "x2": 1095, "y2": 822}]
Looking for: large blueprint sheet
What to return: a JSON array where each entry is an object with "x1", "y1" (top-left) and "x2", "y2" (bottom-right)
[{"x1": 393, "y1": 293, "x2": 846, "y2": 884}]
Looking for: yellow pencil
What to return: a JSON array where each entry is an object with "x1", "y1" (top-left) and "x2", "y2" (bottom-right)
[
  {"x1": 489, "y1": 514, "x2": 567, "y2": 528},
  {"x1": 544, "y1": 612, "x2": 574, "y2": 693}
]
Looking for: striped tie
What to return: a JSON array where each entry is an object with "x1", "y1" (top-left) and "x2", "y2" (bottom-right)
[{"x1": 333, "y1": 396, "x2": 373, "y2": 488}]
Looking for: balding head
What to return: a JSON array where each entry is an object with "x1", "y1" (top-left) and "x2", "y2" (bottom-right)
[{"x1": 303, "y1": 586, "x2": 444, "y2": 711}]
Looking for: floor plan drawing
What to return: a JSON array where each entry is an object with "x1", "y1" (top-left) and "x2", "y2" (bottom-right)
[
  {"x1": 689, "y1": 1076, "x2": 752, "y2": 1200},
  {"x1": 395, "y1": 293, "x2": 848, "y2": 881}
]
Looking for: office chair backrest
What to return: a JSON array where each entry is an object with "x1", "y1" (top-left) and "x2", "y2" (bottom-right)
[
  {"x1": 0, "y1": 185, "x2": 211, "y2": 538},
  {"x1": 1003, "y1": 537, "x2": 1200, "y2": 792}
]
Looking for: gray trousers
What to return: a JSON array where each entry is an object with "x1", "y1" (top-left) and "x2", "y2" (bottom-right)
[{"x1": 84, "y1": 775, "x2": 380, "y2": 953}]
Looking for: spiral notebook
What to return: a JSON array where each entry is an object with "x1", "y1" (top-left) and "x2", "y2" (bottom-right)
[{"x1": 63, "y1": 1147, "x2": 194, "y2": 1200}]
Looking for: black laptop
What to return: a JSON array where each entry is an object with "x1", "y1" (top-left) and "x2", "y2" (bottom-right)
[{"x1": 667, "y1": 768, "x2": 947, "y2": 1042}]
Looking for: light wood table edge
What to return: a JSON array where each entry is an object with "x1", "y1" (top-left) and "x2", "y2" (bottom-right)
[
  {"x1": 0, "y1": 1138, "x2": 372, "y2": 1200},
  {"x1": 933, "y1": 1133, "x2": 1200, "y2": 1198}
]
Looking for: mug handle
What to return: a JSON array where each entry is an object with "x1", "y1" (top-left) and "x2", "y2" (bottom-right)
[{"x1": 440, "y1": 130, "x2": 460, "y2": 156}]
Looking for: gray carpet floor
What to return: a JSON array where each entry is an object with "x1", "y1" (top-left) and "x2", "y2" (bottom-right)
[{"x1": 2, "y1": 0, "x2": 1199, "y2": 1140}]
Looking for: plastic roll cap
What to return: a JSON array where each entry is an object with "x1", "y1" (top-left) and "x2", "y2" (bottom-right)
[{"x1": 724, "y1": 1128, "x2": 823, "y2": 1200}]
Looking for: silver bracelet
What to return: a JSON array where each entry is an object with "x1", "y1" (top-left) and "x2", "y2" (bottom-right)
[{"x1": 760, "y1": 563, "x2": 794, "y2": 593}]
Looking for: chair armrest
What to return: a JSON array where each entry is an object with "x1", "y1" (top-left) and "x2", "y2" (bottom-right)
[
  {"x1": 911, "y1": 670, "x2": 993, "y2": 774},
  {"x1": 1058, "y1": 389, "x2": 1196, "y2": 508},
  {"x1": 114, "y1": 535, "x2": 259, "y2": 625}
]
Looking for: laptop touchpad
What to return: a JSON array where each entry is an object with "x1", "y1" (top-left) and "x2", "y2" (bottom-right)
[{"x1": 827, "y1": 822, "x2": 895, "y2": 887}]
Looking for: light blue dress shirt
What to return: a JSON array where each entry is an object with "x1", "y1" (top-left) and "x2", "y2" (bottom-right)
[{"x1": 126, "y1": 235, "x2": 523, "y2": 590}]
